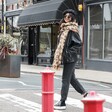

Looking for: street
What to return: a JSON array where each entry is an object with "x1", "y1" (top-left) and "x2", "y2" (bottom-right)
[{"x1": 0, "y1": 72, "x2": 112, "y2": 112}]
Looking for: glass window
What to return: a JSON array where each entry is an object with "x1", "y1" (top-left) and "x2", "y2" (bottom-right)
[
  {"x1": 88, "y1": 5, "x2": 103, "y2": 59},
  {"x1": 39, "y1": 25, "x2": 51, "y2": 55},
  {"x1": 13, "y1": 3, "x2": 18, "y2": 9},
  {"x1": 0, "y1": 18, "x2": 2, "y2": 33},
  {"x1": 7, "y1": 17, "x2": 13, "y2": 34},
  {"x1": 7, "y1": 16, "x2": 20, "y2": 35},
  {"x1": 13, "y1": 16, "x2": 19, "y2": 29},
  {"x1": 104, "y1": 3, "x2": 112, "y2": 60},
  {"x1": 7, "y1": 5, "x2": 13, "y2": 11}
]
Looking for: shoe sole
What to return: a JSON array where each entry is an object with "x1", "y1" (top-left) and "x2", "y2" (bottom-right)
[{"x1": 54, "y1": 106, "x2": 66, "y2": 110}]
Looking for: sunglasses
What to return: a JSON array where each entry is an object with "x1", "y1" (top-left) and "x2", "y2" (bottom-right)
[{"x1": 64, "y1": 14, "x2": 71, "y2": 19}]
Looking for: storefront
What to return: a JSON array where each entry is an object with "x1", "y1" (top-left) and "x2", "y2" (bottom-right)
[
  {"x1": 18, "y1": 0, "x2": 83, "y2": 67},
  {"x1": 5, "y1": 9, "x2": 22, "y2": 35},
  {"x1": 84, "y1": 0, "x2": 112, "y2": 71}
]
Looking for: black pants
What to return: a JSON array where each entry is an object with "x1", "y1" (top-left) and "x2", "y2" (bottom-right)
[{"x1": 60, "y1": 62, "x2": 86, "y2": 102}]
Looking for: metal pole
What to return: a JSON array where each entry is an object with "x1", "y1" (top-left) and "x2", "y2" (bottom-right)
[
  {"x1": 1, "y1": 0, "x2": 4, "y2": 33},
  {"x1": 3, "y1": 0, "x2": 6, "y2": 37}
]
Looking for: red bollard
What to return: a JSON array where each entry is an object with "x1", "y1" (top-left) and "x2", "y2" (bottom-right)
[
  {"x1": 81, "y1": 91, "x2": 105, "y2": 112},
  {"x1": 41, "y1": 67, "x2": 55, "y2": 112}
]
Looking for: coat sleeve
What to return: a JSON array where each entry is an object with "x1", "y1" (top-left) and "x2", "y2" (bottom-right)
[{"x1": 70, "y1": 31, "x2": 82, "y2": 47}]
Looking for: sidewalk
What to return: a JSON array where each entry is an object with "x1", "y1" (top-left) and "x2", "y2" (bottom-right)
[{"x1": 21, "y1": 64, "x2": 112, "y2": 84}]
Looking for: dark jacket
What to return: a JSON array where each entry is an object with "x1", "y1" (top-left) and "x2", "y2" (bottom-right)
[{"x1": 62, "y1": 30, "x2": 82, "y2": 63}]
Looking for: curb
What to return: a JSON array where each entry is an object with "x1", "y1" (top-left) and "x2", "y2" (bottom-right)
[{"x1": 21, "y1": 71, "x2": 112, "y2": 85}]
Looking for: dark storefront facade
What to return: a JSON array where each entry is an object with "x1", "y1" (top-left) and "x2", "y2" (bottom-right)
[
  {"x1": 18, "y1": 0, "x2": 83, "y2": 67},
  {"x1": 84, "y1": 0, "x2": 112, "y2": 72}
]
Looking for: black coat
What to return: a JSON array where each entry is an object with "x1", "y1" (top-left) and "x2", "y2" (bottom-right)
[{"x1": 62, "y1": 30, "x2": 82, "y2": 63}]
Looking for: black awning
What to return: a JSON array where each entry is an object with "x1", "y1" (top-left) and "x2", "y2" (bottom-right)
[
  {"x1": 5, "y1": 9, "x2": 23, "y2": 17},
  {"x1": 18, "y1": 0, "x2": 78, "y2": 27}
]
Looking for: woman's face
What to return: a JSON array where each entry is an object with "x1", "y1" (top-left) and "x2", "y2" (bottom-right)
[{"x1": 64, "y1": 13, "x2": 72, "y2": 23}]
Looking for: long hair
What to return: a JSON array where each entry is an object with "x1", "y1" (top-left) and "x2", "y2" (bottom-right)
[
  {"x1": 61, "y1": 13, "x2": 76, "y2": 23},
  {"x1": 58, "y1": 13, "x2": 77, "y2": 31}
]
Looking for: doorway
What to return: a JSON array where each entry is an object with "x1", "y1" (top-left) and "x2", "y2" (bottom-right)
[{"x1": 28, "y1": 27, "x2": 37, "y2": 64}]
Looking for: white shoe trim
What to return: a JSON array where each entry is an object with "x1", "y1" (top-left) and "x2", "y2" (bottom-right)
[{"x1": 54, "y1": 106, "x2": 66, "y2": 110}]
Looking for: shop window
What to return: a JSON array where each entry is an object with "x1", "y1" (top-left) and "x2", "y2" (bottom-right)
[
  {"x1": 0, "y1": 19, "x2": 1, "y2": 33},
  {"x1": 88, "y1": 5, "x2": 103, "y2": 59},
  {"x1": 19, "y1": 1, "x2": 24, "y2": 8},
  {"x1": 27, "y1": 0, "x2": 33, "y2": 5},
  {"x1": 7, "y1": 17, "x2": 13, "y2": 34},
  {"x1": 104, "y1": 3, "x2": 112, "y2": 60},
  {"x1": 23, "y1": 0, "x2": 27, "y2": 6},
  {"x1": 20, "y1": 28, "x2": 28, "y2": 60},
  {"x1": 13, "y1": 3, "x2": 18, "y2": 10},
  {"x1": 7, "y1": 5, "x2": 13, "y2": 11},
  {"x1": 88, "y1": 3, "x2": 112, "y2": 61},
  {"x1": 7, "y1": 16, "x2": 20, "y2": 37},
  {"x1": 39, "y1": 25, "x2": 51, "y2": 55}
]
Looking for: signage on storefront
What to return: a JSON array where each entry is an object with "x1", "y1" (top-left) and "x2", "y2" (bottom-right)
[{"x1": 90, "y1": 24, "x2": 102, "y2": 29}]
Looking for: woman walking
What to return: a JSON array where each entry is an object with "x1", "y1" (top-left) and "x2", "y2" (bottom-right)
[{"x1": 52, "y1": 9, "x2": 88, "y2": 110}]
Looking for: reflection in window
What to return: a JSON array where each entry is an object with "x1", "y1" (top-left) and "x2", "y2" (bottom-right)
[
  {"x1": 0, "y1": 19, "x2": 1, "y2": 33},
  {"x1": 89, "y1": 5, "x2": 103, "y2": 59},
  {"x1": 7, "y1": 17, "x2": 12, "y2": 34},
  {"x1": 7, "y1": 16, "x2": 20, "y2": 35},
  {"x1": 39, "y1": 25, "x2": 51, "y2": 56},
  {"x1": 104, "y1": 3, "x2": 112, "y2": 60},
  {"x1": 13, "y1": 16, "x2": 19, "y2": 29}
]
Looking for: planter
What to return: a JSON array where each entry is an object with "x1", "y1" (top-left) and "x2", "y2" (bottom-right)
[{"x1": 0, "y1": 55, "x2": 21, "y2": 78}]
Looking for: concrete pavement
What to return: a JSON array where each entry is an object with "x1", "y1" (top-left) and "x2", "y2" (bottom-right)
[{"x1": 21, "y1": 64, "x2": 112, "y2": 84}]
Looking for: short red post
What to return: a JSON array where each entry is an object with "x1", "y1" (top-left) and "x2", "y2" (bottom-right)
[
  {"x1": 81, "y1": 91, "x2": 105, "y2": 112},
  {"x1": 41, "y1": 67, "x2": 55, "y2": 112}
]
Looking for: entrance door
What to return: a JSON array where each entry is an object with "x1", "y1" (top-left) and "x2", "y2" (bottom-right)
[{"x1": 28, "y1": 27, "x2": 37, "y2": 64}]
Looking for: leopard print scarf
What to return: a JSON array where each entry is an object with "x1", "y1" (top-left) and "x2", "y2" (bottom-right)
[{"x1": 52, "y1": 22, "x2": 79, "y2": 70}]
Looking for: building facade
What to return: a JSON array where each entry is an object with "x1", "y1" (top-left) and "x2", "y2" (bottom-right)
[
  {"x1": 0, "y1": 0, "x2": 83, "y2": 68},
  {"x1": 0, "y1": 0, "x2": 32, "y2": 34},
  {"x1": 84, "y1": 0, "x2": 112, "y2": 71},
  {"x1": 18, "y1": 0, "x2": 83, "y2": 67}
]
